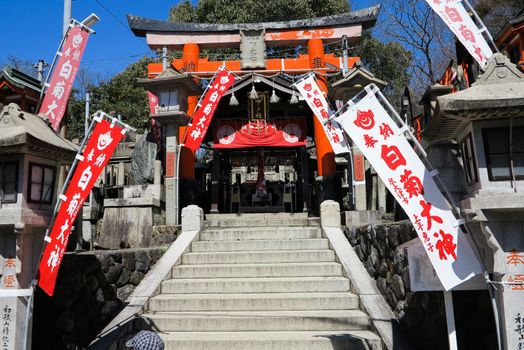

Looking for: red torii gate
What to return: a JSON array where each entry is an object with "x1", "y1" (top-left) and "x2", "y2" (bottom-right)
[{"x1": 128, "y1": 6, "x2": 379, "y2": 180}]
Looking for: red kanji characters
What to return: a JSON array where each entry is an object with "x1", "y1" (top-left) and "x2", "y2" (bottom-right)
[
  {"x1": 473, "y1": 45, "x2": 488, "y2": 63},
  {"x1": 381, "y1": 144, "x2": 406, "y2": 170},
  {"x1": 379, "y1": 123, "x2": 394, "y2": 140},
  {"x1": 313, "y1": 98, "x2": 322, "y2": 108},
  {"x1": 354, "y1": 109, "x2": 375, "y2": 130},
  {"x1": 303, "y1": 83, "x2": 312, "y2": 92},
  {"x1": 507, "y1": 250, "x2": 524, "y2": 266},
  {"x1": 419, "y1": 200, "x2": 443, "y2": 230},
  {"x1": 508, "y1": 274, "x2": 524, "y2": 291},
  {"x1": 434, "y1": 229, "x2": 457, "y2": 261},
  {"x1": 445, "y1": 6, "x2": 463, "y2": 22},
  {"x1": 400, "y1": 169, "x2": 424, "y2": 198},
  {"x1": 320, "y1": 109, "x2": 329, "y2": 120},
  {"x1": 459, "y1": 24, "x2": 475, "y2": 43},
  {"x1": 364, "y1": 134, "x2": 378, "y2": 148},
  {"x1": 413, "y1": 214, "x2": 424, "y2": 231}
]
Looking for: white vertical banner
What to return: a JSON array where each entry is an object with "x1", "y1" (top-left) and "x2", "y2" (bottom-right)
[
  {"x1": 295, "y1": 74, "x2": 349, "y2": 154},
  {"x1": 426, "y1": 0, "x2": 493, "y2": 66},
  {"x1": 335, "y1": 85, "x2": 483, "y2": 290}
]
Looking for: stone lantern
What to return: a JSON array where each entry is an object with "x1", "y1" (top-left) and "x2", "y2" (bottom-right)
[
  {"x1": 138, "y1": 67, "x2": 202, "y2": 225},
  {"x1": 423, "y1": 53, "x2": 524, "y2": 349},
  {"x1": 331, "y1": 64, "x2": 387, "y2": 224}
]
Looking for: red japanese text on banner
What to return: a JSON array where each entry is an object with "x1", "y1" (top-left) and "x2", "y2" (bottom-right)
[
  {"x1": 335, "y1": 88, "x2": 482, "y2": 290},
  {"x1": 295, "y1": 75, "x2": 348, "y2": 154},
  {"x1": 147, "y1": 91, "x2": 162, "y2": 146},
  {"x1": 425, "y1": 0, "x2": 492, "y2": 66},
  {"x1": 39, "y1": 25, "x2": 90, "y2": 131},
  {"x1": 184, "y1": 69, "x2": 235, "y2": 152},
  {"x1": 38, "y1": 119, "x2": 125, "y2": 296}
]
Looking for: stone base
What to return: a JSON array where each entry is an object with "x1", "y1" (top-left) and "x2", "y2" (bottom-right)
[{"x1": 344, "y1": 210, "x2": 382, "y2": 227}]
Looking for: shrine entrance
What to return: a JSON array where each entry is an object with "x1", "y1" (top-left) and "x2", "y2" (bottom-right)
[
  {"x1": 129, "y1": 6, "x2": 380, "y2": 214},
  {"x1": 211, "y1": 147, "x2": 307, "y2": 213}
]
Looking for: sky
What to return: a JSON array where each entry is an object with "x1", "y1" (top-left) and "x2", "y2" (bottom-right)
[{"x1": 0, "y1": 0, "x2": 376, "y2": 79}]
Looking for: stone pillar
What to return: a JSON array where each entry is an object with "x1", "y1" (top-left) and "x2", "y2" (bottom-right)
[
  {"x1": 210, "y1": 149, "x2": 221, "y2": 213},
  {"x1": 181, "y1": 205, "x2": 204, "y2": 232},
  {"x1": 353, "y1": 149, "x2": 367, "y2": 211},
  {"x1": 164, "y1": 123, "x2": 179, "y2": 225},
  {"x1": 320, "y1": 200, "x2": 341, "y2": 228}
]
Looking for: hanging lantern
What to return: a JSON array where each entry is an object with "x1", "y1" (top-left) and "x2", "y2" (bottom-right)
[
  {"x1": 249, "y1": 83, "x2": 258, "y2": 100},
  {"x1": 289, "y1": 90, "x2": 299, "y2": 104},
  {"x1": 270, "y1": 89, "x2": 280, "y2": 103},
  {"x1": 229, "y1": 92, "x2": 239, "y2": 106}
]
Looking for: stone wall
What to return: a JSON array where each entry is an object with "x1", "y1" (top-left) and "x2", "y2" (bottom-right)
[
  {"x1": 344, "y1": 221, "x2": 497, "y2": 350},
  {"x1": 33, "y1": 247, "x2": 166, "y2": 350}
]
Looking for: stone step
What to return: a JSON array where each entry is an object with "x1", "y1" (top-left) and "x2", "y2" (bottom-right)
[
  {"x1": 161, "y1": 277, "x2": 350, "y2": 294},
  {"x1": 191, "y1": 239, "x2": 329, "y2": 252},
  {"x1": 200, "y1": 227, "x2": 322, "y2": 241},
  {"x1": 148, "y1": 292, "x2": 359, "y2": 312},
  {"x1": 156, "y1": 331, "x2": 383, "y2": 350},
  {"x1": 141, "y1": 310, "x2": 369, "y2": 332},
  {"x1": 205, "y1": 213, "x2": 309, "y2": 220},
  {"x1": 171, "y1": 262, "x2": 342, "y2": 279},
  {"x1": 181, "y1": 250, "x2": 335, "y2": 264},
  {"x1": 204, "y1": 218, "x2": 317, "y2": 228}
]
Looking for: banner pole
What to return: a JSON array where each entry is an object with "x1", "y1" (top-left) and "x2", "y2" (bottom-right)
[{"x1": 462, "y1": 0, "x2": 499, "y2": 53}]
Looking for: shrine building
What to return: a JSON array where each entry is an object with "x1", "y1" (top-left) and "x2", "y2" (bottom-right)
[{"x1": 128, "y1": 6, "x2": 383, "y2": 215}]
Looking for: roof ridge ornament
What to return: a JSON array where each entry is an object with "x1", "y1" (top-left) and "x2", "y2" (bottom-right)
[{"x1": 474, "y1": 53, "x2": 524, "y2": 86}]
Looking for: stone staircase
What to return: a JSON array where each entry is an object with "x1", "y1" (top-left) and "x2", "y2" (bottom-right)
[{"x1": 141, "y1": 213, "x2": 383, "y2": 350}]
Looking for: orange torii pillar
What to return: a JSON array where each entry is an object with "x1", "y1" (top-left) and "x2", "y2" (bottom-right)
[
  {"x1": 174, "y1": 43, "x2": 200, "y2": 210},
  {"x1": 308, "y1": 39, "x2": 339, "y2": 204},
  {"x1": 179, "y1": 43, "x2": 199, "y2": 180}
]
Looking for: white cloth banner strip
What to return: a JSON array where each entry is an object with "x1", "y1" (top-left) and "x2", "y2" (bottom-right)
[
  {"x1": 295, "y1": 75, "x2": 349, "y2": 154},
  {"x1": 426, "y1": 0, "x2": 492, "y2": 66},
  {"x1": 336, "y1": 88, "x2": 482, "y2": 290}
]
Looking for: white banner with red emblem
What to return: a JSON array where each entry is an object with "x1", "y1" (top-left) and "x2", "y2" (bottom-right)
[
  {"x1": 39, "y1": 24, "x2": 90, "y2": 131},
  {"x1": 184, "y1": 68, "x2": 235, "y2": 152},
  {"x1": 426, "y1": 0, "x2": 493, "y2": 66},
  {"x1": 38, "y1": 116, "x2": 128, "y2": 296},
  {"x1": 294, "y1": 74, "x2": 348, "y2": 154},
  {"x1": 335, "y1": 85, "x2": 482, "y2": 290}
]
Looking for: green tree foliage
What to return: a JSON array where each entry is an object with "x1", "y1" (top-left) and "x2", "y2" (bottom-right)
[
  {"x1": 66, "y1": 57, "x2": 153, "y2": 140},
  {"x1": 351, "y1": 32, "x2": 412, "y2": 106},
  {"x1": 169, "y1": 0, "x2": 350, "y2": 24}
]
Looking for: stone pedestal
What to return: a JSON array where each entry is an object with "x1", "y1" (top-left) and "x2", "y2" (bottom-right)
[
  {"x1": 320, "y1": 200, "x2": 341, "y2": 228},
  {"x1": 344, "y1": 210, "x2": 382, "y2": 227},
  {"x1": 181, "y1": 205, "x2": 204, "y2": 232},
  {"x1": 0, "y1": 291, "x2": 33, "y2": 350},
  {"x1": 98, "y1": 197, "x2": 160, "y2": 249}
]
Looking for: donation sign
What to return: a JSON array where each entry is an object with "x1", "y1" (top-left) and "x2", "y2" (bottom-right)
[
  {"x1": 38, "y1": 118, "x2": 126, "y2": 296},
  {"x1": 39, "y1": 25, "x2": 90, "y2": 131},
  {"x1": 426, "y1": 0, "x2": 493, "y2": 66},
  {"x1": 336, "y1": 86, "x2": 483, "y2": 290},
  {"x1": 295, "y1": 74, "x2": 348, "y2": 154},
  {"x1": 184, "y1": 68, "x2": 235, "y2": 152}
]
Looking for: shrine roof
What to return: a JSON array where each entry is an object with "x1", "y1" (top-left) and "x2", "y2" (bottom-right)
[
  {"x1": 0, "y1": 68, "x2": 42, "y2": 95},
  {"x1": 495, "y1": 9, "x2": 524, "y2": 45},
  {"x1": 0, "y1": 103, "x2": 77, "y2": 158},
  {"x1": 127, "y1": 6, "x2": 380, "y2": 37},
  {"x1": 424, "y1": 54, "x2": 524, "y2": 141}
]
